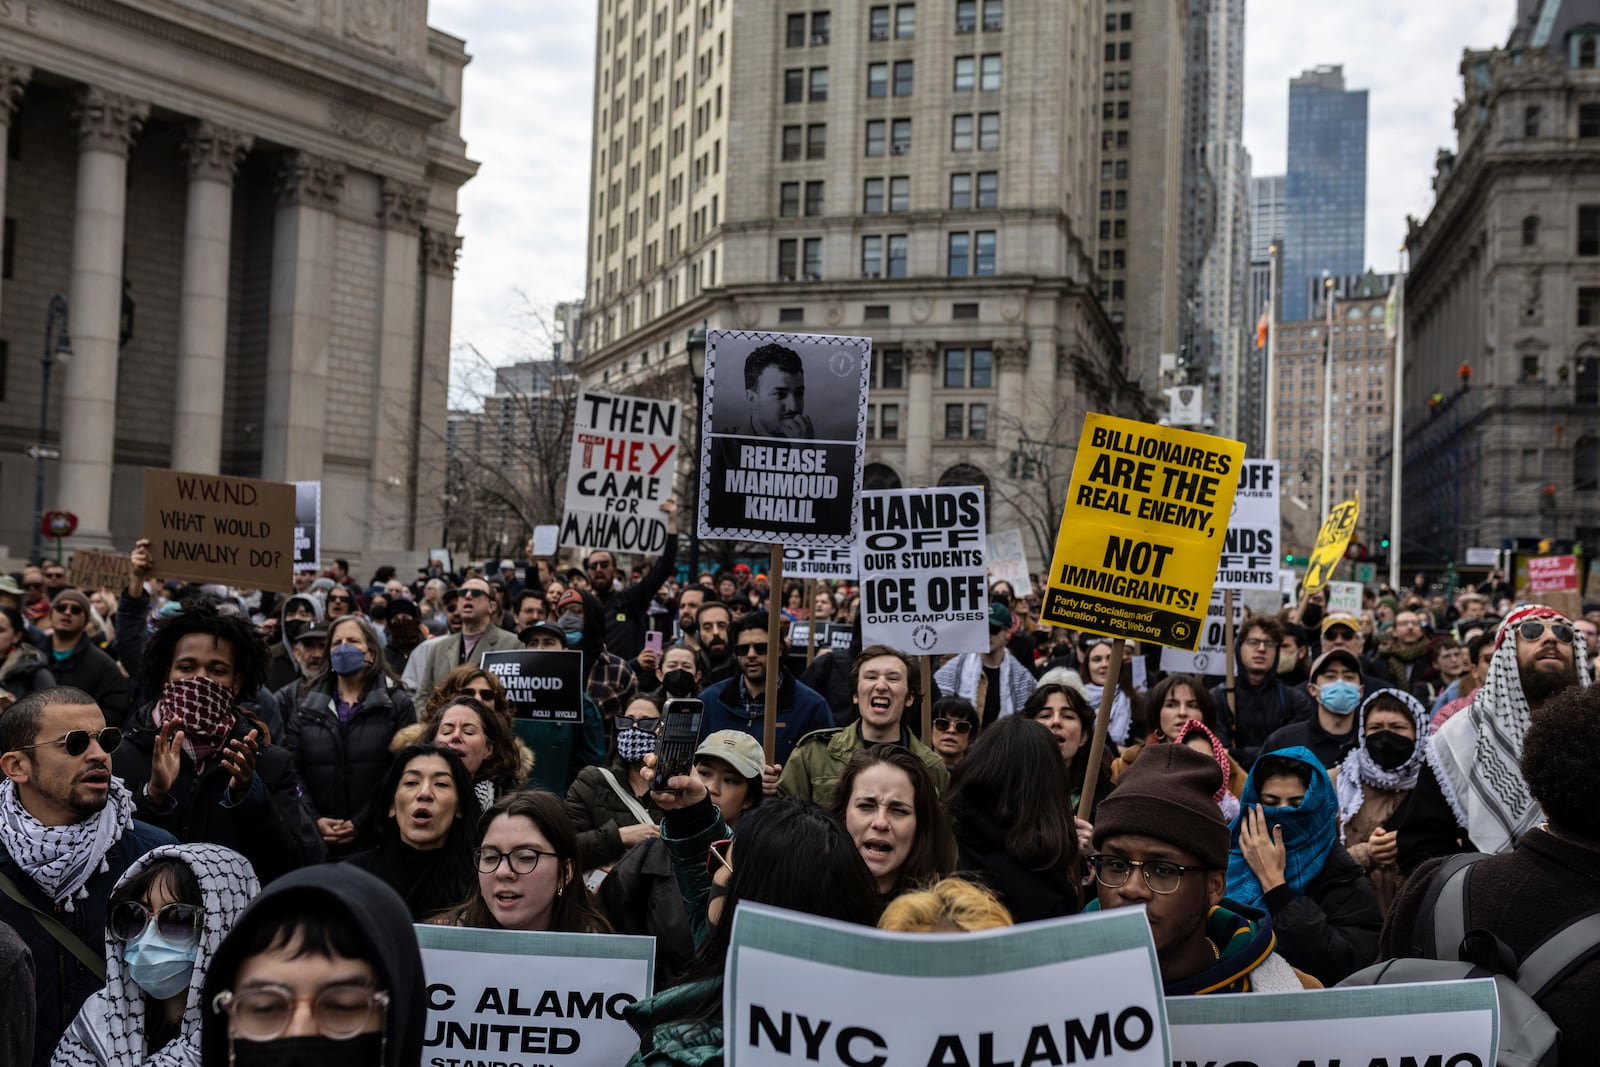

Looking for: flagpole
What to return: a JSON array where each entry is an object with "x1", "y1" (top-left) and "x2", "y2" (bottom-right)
[
  {"x1": 1263, "y1": 244, "x2": 1279, "y2": 459},
  {"x1": 1319, "y1": 275, "x2": 1335, "y2": 520},
  {"x1": 1389, "y1": 250, "x2": 1406, "y2": 591}
]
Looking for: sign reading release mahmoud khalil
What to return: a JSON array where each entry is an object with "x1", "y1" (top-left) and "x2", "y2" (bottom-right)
[{"x1": 698, "y1": 329, "x2": 871, "y2": 548}]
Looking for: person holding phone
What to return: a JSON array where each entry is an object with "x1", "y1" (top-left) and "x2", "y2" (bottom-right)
[{"x1": 565, "y1": 695, "x2": 666, "y2": 872}]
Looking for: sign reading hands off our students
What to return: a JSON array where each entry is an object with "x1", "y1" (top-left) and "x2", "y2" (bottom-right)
[
  {"x1": 1041, "y1": 414, "x2": 1245, "y2": 650},
  {"x1": 857, "y1": 487, "x2": 989, "y2": 655},
  {"x1": 563, "y1": 390, "x2": 681, "y2": 554},
  {"x1": 143, "y1": 469, "x2": 296, "y2": 592},
  {"x1": 724, "y1": 903, "x2": 1168, "y2": 1067}
]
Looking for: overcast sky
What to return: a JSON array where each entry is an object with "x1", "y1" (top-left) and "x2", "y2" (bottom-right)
[{"x1": 430, "y1": 1, "x2": 1517, "y2": 385}]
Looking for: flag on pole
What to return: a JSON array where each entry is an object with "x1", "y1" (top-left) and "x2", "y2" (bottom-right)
[{"x1": 1256, "y1": 305, "x2": 1270, "y2": 349}]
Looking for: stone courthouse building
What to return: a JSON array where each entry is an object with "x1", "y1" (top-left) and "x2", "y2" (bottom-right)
[{"x1": 0, "y1": 0, "x2": 475, "y2": 567}]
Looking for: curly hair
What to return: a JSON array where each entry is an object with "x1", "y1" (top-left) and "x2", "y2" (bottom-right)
[
  {"x1": 139, "y1": 601, "x2": 269, "y2": 702},
  {"x1": 877, "y1": 877, "x2": 1014, "y2": 932},
  {"x1": 1522, "y1": 684, "x2": 1600, "y2": 846},
  {"x1": 423, "y1": 665, "x2": 512, "y2": 728},
  {"x1": 418, "y1": 696, "x2": 526, "y2": 796}
]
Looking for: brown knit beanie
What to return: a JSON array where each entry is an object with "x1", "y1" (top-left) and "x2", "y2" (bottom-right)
[{"x1": 1092, "y1": 742, "x2": 1230, "y2": 869}]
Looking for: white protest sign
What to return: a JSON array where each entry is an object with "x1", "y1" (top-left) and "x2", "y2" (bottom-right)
[
  {"x1": 1158, "y1": 591, "x2": 1244, "y2": 675},
  {"x1": 986, "y1": 528, "x2": 1033, "y2": 596},
  {"x1": 1165, "y1": 980, "x2": 1497, "y2": 1067},
  {"x1": 532, "y1": 524, "x2": 559, "y2": 557},
  {"x1": 416, "y1": 925, "x2": 655, "y2": 1066},
  {"x1": 783, "y1": 545, "x2": 856, "y2": 581},
  {"x1": 1214, "y1": 459, "x2": 1279, "y2": 591},
  {"x1": 563, "y1": 390, "x2": 680, "y2": 554},
  {"x1": 857, "y1": 487, "x2": 988, "y2": 655},
  {"x1": 725, "y1": 904, "x2": 1168, "y2": 1067},
  {"x1": 1327, "y1": 580, "x2": 1364, "y2": 615},
  {"x1": 1279, "y1": 569, "x2": 1298, "y2": 598}
]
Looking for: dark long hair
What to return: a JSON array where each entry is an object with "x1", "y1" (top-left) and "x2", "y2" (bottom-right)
[
  {"x1": 1144, "y1": 673, "x2": 1219, "y2": 741},
  {"x1": 418, "y1": 697, "x2": 525, "y2": 795},
  {"x1": 357, "y1": 745, "x2": 481, "y2": 912},
  {"x1": 318, "y1": 614, "x2": 403, "y2": 694},
  {"x1": 435, "y1": 791, "x2": 611, "y2": 933},
  {"x1": 1021, "y1": 682, "x2": 1113, "y2": 806},
  {"x1": 947, "y1": 716, "x2": 1081, "y2": 906},
  {"x1": 828, "y1": 745, "x2": 955, "y2": 893}
]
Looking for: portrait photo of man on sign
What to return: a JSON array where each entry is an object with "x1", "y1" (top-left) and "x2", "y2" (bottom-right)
[{"x1": 732, "y1": 343, "x2": 814, "y2": 440}]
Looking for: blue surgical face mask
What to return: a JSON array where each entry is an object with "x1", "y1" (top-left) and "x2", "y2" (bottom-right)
[
  {"x1": 123, "y1": 927, "x2": 197, "y2": 1000},
  {"x1": 1317, "y1": 679, "x2": 1362, "y2": 716},
  {"x1": 329, "y1": 643, "x2": 367, "y2": 676}
]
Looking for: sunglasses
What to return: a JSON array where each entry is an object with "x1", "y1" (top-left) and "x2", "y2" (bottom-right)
[
  {"x1": 22, "y1": 582, "x2": 42, "y2": 590},
  {"x1": 53, "y1": 603, "x2": 85, "y2": 617},
  {"x1": 328, "y1": 596, "x2": 352, "y2": 605},
  {"x1": 706, "y1": 838, "x2": 734, "y2": 878},
  {"x1": 616, "y1": 714, "x2": 662, "y2": 734},
  {"x1": 461, "y1": 687, "x2": 497, "y2": 702},
  {"x1": 586, "y1": 560, "x2": 612, "y2": 571},
  {"x1": 989, "y1": 626, "x2": 1004, "y2": 636},
  {"x1": 932, "y1": 717, "x2": 973, "y2": 735},
  {"x1": 13, "y1": 727, "x2": 122, "y2": 757},
  {"x1": 737, "y1": 642, "x2": 769, "y2": 657},
  {"x1": 458, "y1": 588, "x2": 489, "y2": 600},
  {"x1": 109, "y1": 901, "x2": 203, "y2": 945},
  {"x1": 1518, "y1": 620, "x2": 1574, "y2": 644}
]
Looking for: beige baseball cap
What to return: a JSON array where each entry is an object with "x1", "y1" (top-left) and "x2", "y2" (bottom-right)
[{"x1": 694, "y1": 730, "x2": 764, "y2": 778}]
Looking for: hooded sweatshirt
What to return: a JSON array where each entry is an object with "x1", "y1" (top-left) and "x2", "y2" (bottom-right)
[
  {"x1": 1210, "y1": 641, "x2": 1316, "y2": 768},
  {"x1": 199, "y1": 864, "x2": 426, "y2": 1067},
  {"x1": 51, "y1": 843, "x2": 260, "y2": 1067},
  {"x1": 266, "y1": 595, "x2": 325, "y2": 693}
]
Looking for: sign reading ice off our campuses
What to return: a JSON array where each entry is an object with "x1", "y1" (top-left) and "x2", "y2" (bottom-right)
[
  {"x1": 144, "y1": 469, "x2": 296, "y2": 592},
  {"x1": 856, "y1": 487, "x2": 988, "y2": 655},
  {"x1": 563, "y1": 390, "x2": 681, "y2": 554},
  {"x1": 1041, "y1": 414, "x2": 1245, "y2": 650}
]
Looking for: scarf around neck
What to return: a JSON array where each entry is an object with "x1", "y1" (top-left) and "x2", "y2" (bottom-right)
[
  {"x1": 1335, "y1": 688, "x2": 1430, "y2": 842},
  {"x1": 1226, "y1": 746, "x2": 1337, "y2": 911},
  {"x1": 0, "y1": 776, "x2": 134, "y2": 912},
  {"x1": 1174, "y1": 720, "x2": 1241, "y2": 822}
]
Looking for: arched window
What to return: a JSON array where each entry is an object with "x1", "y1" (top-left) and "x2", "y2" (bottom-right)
[
  {"x1": 1580, "y1": 35, "x2": 1597, "y2": 69},
  {"x1": 1576, "y1": 435, "x2": 1600, "y2": 491},
  {"x1": 863, "y1": 463, "x2": 903, "y2": 491},
  {"x1": 1523, "y1": 216, "x2": 1540, "y2": 246},
  {"x1": 938, "y1": 463, "x2": 991, "y2": 490}
]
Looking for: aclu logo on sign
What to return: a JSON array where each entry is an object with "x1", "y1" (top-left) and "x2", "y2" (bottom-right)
[{"x1": 912, "y1": 623, "x2": 938, "y2": 651}]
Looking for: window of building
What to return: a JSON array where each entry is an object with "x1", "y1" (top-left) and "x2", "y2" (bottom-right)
[
  {"x1": 888, "y1": 176, "x2": 910, "y2": 211},
  {"x1": 954, "y1": 56, "x2": 975, "y2": 92},
  {"x1": 1579, "y1": 349, "x2": 1600, "y2": 403},
  {"x1": 1580, "y1": 205, "x2": 1600, "y2": 256},
  {"x1": 952, "y1": 113, "x2": 974, "y2": 150},
  {"x1": 782, "y1": 125, "x2": 802, "y2": 160},
  {"x1": 807, "y1": 123, "x2": 827, "y2": 158},
  {"x1": 968, "y1": 403, "x2": 988, "y2": 439},
  {"x1": 953, "y1": 302, "x2": 979, "y2": 320},
  {"x1": 784, "y1": 68, "x2": 804, "y2": 102},
  {"x1": 868, "y1": 62, "x2": 888, "y2": 97},
  {"x1": 864, "y1": 177, "x2": 885, "y2": 213},
  {"x1": 780, "y1": 182, "x2": 800, "y2": 216},
  {"x1": 865, "y1": 119, "x2": 886, "y2": 156},
  {"x1": 1580, "y1": 288, "x2": 1600, "y2": 327},
  {"x1": 955, "y1": 0, "x2": 975, "y2": 32},
  {"x1": 786, "y1": 13, "x2": 806, "y2": 47},
  {"x1": 880, "y1": 404, "x2": 900, "y2": 439},
  {"x1": 1118, "y1": 71, "x2": 1131, "y2": 89},
  {"x1": 894, "y1": 60, "x2": 914, "y2": 95},
  {"x1": 1114, "y1": 158, "x2": 1128, "y2": 179},
  {"x1": 803, "y1": 237, "x2": 823, "y2": 278},
  {"x1": 944, "y1": 404, "x2": 965, "y2": 438},
  {"x1": 864, "y1": 304, "x2": 890, "y2": 321},
  {"x1": 951, "y1": 173, "x2": 972, "y2": 209},
  {"x1": 778, "y1": 239, "x2": 798, "y2": 279},
  {"x1": 1581, "y1": 103, "x2": 1600, "y2": 138},
  {"x1": 779, "y1": 306, "x2": 805, "y2": 323},
  {"x1": 970, "y1": 347, "x2": 993, "y2": 387},
  {"x1": 869, "y1": 6, "x2": 890, "y2": 40},
  {"x1": 943, "y1": 350, "x2": 967, "y2": 387},
  {"x1": 974, "y1": 230, "x2": 995, "y2": 274},
  {"x1": 880, "y1": 351, "x2": 905, "y2": 388},
  {"x1": 947, "y1": 232, "x2": 969, "y2": 275},
  {"x1": 978, "y1": 112, "x2": 999, "y2": 150},
  {"x1": 1581, "y1": 35, "x2": 1598, "y2": 69},
  {"x1": 983, "y1": 0, "x2": 1002, "y2": 31},
  {"x1": 1522, "y1": 354, "x2": 1542, "y2": 382},
  {"x1": 976, "y1": 171, "x2": 998, "y2": 207},
  {"x1": 1578, "y1": 436, "x2": 1600, "y2": 490},
  {"x1": 861, "y1": 235, "x2": 883, "y2": 277},
  {"x1": 1525, "y1": 105, "x2": 1542, "y2": 137},
  {"x1": 895, "y1": 4, "x2": 915, "y2": 38},
  {"x1": 980, "y1": 54, "x2": 1001, "y2": 91},
  {"x1": 1524, "y1": 215, "x2": 1540, "y2": 246},
  {"x1": 809, "y1": 67, "x2": 829, "y2": 100},
  {"x1": 804, "y1": 180, "x2": 824, "y2": 215},
  {"x1": 887, "y1": 233, "x2": 908, "y2": 277},
  {"x1": 812, "y1": 11, "x2": 831, "y2": 44},
  {"x1": 866, "y1": 403, "x2": 876, "y2": 439},
  {"x1": 891, "y1": 118, "x2": 912, "y2": 153}
]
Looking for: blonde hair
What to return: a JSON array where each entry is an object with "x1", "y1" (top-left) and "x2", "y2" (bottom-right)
[{"x1": 876, "y1": 878, "x2": 1014, "y2": 933}]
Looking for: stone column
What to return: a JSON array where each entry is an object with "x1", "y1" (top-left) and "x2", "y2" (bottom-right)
[
  {"x1": 414, "y1": 229, "x2": 461, "y2": 554},
  {"x1": 0, "y1": 60, "x2": 31, "y2": 340},
  {"x1": 368, "y1": 179, "x2": 426, "y2": 552},
  {"x1": 172, "y1": 122, "x2": 252, "y2": 474},
  {"x1": 903, "y1": 341, "x2": 936, "y2": 487},
  {"x1": 262, "y1": 152, "x2": 343, "y2": 483},
  {"x1": 995, "y1": 338, "x2": 1028, "y2": 437},
  {"x1": 60, "y1": 87, "x2": 149, "y2": 547},
  {"x1": 1023, "y1": 326, "x2": 1058, "y2": 444}
]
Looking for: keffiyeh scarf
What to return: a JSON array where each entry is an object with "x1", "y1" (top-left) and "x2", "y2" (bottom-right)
[
  {"x1": 1335, "y1": 688, "x2": 1430, "y2": 843},
  {"x1": 154, "y1": 676, "x2": 238, "y2": 768},
  {"x1": 1174, "y1": 720, "x2": 1240, "y2": 822},
  {"x1": 1425, "y1": 605, "x2": 1590, "y2": 855},
  {"x1": 0, "y1": 776, "x2": 134, "y2": 912}
]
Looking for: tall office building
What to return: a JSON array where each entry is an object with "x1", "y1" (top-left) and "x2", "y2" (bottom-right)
[
  {"x1": 1250, "y1": 174, "x2": 1285, "y2": 260},
  {"x1": 1240, "y1": 176, "x2": 1286, "y2": 454},
  {"x1": 582, "y1": 0, "x2": 1150, "y2": 565},
  {"x1": 1281, "y1": 65, "x2": 1368, "y2": 322}
]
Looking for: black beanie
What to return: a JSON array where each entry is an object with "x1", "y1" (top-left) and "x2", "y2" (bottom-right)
[{"x1": 1092, "y1": 743, "x2": 1230, "y2": 869}]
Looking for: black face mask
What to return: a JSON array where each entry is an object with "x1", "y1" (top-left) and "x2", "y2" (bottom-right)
[
  {"x1": 283, "y1": 618, "x2": 310, "y2": 642},
  {"x1": 661, "y1": 669, "x2": 697, "y2": 699},
  {"x1": 229, "y1": 1033, "x2": 385, "y2": 1067},
  {"x1": 1365, "y1": 730, "x2": 1415, "y2": 771},
  {"x1": 1301, "y1": 603, "x2": 1324, "y2": 629}
]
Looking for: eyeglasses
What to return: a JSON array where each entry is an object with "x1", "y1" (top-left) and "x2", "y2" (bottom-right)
[
  {"x1": 12, "y1": 727, "x2": 122, "y2": 757},
  {"x1": 109, "y1": 901, "x2": 203, "y2": 945},
  {"x1": 706, "y1": 838, "x2": 734, "y2": 878},
  {"x1": 52, "y1": 603, "x2": 85, "y2": 617},
  {"x1": 458, "y1": 588, "x2": 489, "y2": 600},
  {"x1": 474, "y1": 846, "x2": 557, "y2": 876},
  {"x1": 737, "y1": 642, "x2": 769, "y2": 657},
  {"x1": 1518, "y1": 620, "x2": 1574, "y2": 644},
  {"x1": 1085, "y1": 854, "x2": 1207, "y2": 895},
  {"x1": 586, "y1": 560, "x2": 612, "y2": 571},
  {"x1": 615, "y1": 715, "x2": 662, "y2": 734},
  {"x1": 211, "y1": 984, "x2": 389, "y2": 1041},
  {"x1": 989, "y1": 626, "x2": 1004, "y2": 636},
  {"x1": 327, "y1": 596, "x2": 352, "y2": 605},
  {"x1": 932, "y1": 717, "x2": 973, "y2": 735},
  {"x1": 462, "y1": 687, "x2": 497, "y2": 702}
]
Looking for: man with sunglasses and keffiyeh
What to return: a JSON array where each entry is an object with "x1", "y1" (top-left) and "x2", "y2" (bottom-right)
[
  {"x1": 0, "y1": 685, "x2": 176, "y2": 1065},
  {"x1": 1392, "y1": 605, "x2": 1589, "y2": 874}
]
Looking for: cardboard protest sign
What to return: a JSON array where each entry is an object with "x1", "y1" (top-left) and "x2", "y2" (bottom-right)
[
  {"x1": 1165, "y1": 980, "x2": 1497, "y2": 1067},
  {"x1": 1301, "y1": 497, "x2": 1360, "y2": 595},
  {"x1": 143, "y1": 469, "x2": 295, "y2": 592},
  {"x1": 562, "y1": 390, "x2": 679, "y2": 554},
  {"x1": 416, "y1": 925, "x2": 654, "y2": 1067},
  {"x1": 725, "y1": 903, "x2": 1167, "y2": 1067},
  {"x1": 1327, "y1": 580, "x2": 1363, "y2": 615},
  {"x1": 291, "y1": 481, "x2": 320, "y2": 570},
  {"x1": 1158, "y1": 591, "x2": 1243, "y2": 675},
  {"x1": 480, "y1": 650, "x2": 585, "y2": 722},
  {"x1": 1040, "y1": 414, "x2": 1246, "y2": 650},
  {"x1": 986, "y1": 528, "x2": 1034, "y2": 596},
  {"x1": 783, "y1": 545, "x2": 856, "y2": 581},
  {"x1": 1214, "y1": 460, "x2": 1279, "y2": 591},
  {"x1": 698, "y1": 330, "x2": 870, "y2": 547},
  {"x1": 857, "y1": 487, "x2": 988, "y2": 655},
  {"x1": 68, "y1": 549, "x2": 129, "y2": 593},
  {"x1": 532, "y1": 524, "x2": 560, "y2": 557}
]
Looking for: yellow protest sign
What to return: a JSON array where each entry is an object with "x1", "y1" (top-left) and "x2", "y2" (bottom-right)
[
  {"x1": 1041, "y1": 413, "x2": 1245, "y2": 650},
  {"x1": 1302, "y1": 497, "x2": 1360, "y2": 595}
]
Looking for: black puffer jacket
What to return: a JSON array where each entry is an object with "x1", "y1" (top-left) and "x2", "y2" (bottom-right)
[
  {"x1": 0, "y1": 645, "x2": 54, "y2": 700},
  {"x1": 1258, "y1": 841, "x2": 1383, "y2": 985},
  {"x1": 598, "y1": 836, "x2": 695, "y2": 989},
  {"x1": 285, "y1": 677, "x2": 416, "y2": 829}
]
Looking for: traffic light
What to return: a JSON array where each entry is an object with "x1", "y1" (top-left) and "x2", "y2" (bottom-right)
[
  {"x1": 1284, "y1": 553, "x2": 1297, "y2": 564},
  {"x1": 1380, "y1": 537, "x2": 1391, "y2": 549}
]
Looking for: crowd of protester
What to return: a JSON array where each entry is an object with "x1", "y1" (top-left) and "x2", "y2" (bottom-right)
[{"x1": 0, "y1": 533, "x2": 1597, "y2": 1065}]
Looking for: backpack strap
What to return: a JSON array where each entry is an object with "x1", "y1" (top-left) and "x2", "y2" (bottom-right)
[
  {"x1": 1514, "y1": 911, "x2": 1600, "y2": 1001},
  {"x1": 1423, "y1": 852, "x2": 1488, "y2": 960},
  {"x1": 0, "y1": 868, "x2": 106, "y2": 981}
]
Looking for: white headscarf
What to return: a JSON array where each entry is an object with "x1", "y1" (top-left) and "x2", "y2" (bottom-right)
[
  {"x1": 50, "y1": 843, "x2": 260, "y2": 1067},
  {"x1": 0, "y1": 777, "x2": 134, "y2": 912},
  {"x1": 1335, "y1": 687, "x2": 1431, "y2": 842},
  {"x1": 1425, "y1": 605, "x2": 1590, "y2": 856}
]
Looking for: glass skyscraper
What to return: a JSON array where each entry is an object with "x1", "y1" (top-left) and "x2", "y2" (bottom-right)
[{"x1": 1282, "y1": 65, "x2": 1368, "y2": 322}]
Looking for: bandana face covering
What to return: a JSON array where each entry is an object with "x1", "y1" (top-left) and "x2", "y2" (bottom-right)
[{"x1": 155, "y1": 675, "x2": 238, "y2": 762}]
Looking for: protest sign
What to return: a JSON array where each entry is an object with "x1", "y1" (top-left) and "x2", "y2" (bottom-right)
[
  {"x1": 1327, "y1": 580, "x2": 1363, "y2": 615},
  {"x1": 68, "y1": 548, "x2": 130, "y2": 593},
  {"x1": 1526, "y1": 554, "x2": 1579, "y2": 594},
  {"x1": 1301, "y1": 497, "x2": 1360, "y2": 596},
  {"x1": 986, "y1": 528, "x2": 1033, "y2": 596},
  {"x1": 783, "y1": 545, "x2": 856, "y2": 581},
  {"x1": 563, "y1": 390, "x2": 680, "y2": 554},
  {"x1": 786, "y1": 621, "x2": 837, "y2": 657},
  {"x1": 725, "y1": 903, "x2": 1167, "y2": 1067},
  {"x1": 428, "y1": 548, "x2": 452, "y2": 574},
  {"x1": 291, "y1": 481, "x2": 320, "y2": 570},
  {"x1": 1041, "y1": 414, "x2": 1246, "y2": 650},
  {"x1": 1165, "y1": 979, "x2": 1497, "y2": 1067},
  {"x1": 1158, "y1": 592, "x2": 1242, "y2": 675},
  {"x1": 416, "y1": 924, "x2": 654, "y2": 1067},
  {"x1": 698, "y1": 329, "x2": 870, "y2": 547},
  {"x1": 533, "y1": 524, "x2": 559, "y2": 557},
  {"x1": 143, "y1": 469, "x2": 295, "y2": 592},
  {"x1": 480, "y1": 650, "x2": 585, "y2": 722},
  {"x1": 857, "y1": 487, "x2": 988, "y2": 655},
  {"x1": 1214, "y1": 460, "x2": 1279, "y2": 591}
]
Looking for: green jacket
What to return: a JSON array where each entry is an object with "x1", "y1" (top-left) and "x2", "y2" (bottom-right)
[
  {"x1": 564, "y1": 759, "x2": 666, "y2": 870},
  {"x1": 513, "y1": 693, "x2": 608, "y2": 796},
  {"x1": 776, "y1": 720, "x2": 949, "y2": 808}
]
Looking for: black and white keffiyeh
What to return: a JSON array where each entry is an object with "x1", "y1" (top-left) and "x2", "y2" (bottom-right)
[
  {"x1": 1335, "y1": 687, "x2": 1430, "y2": 842},
  {"x1": 1425, "y1": 605, "x2": 1591, "y2": 856},
  {"x1": 50, "y1": 842, "x2": 260, "y2": 1067},
  {"x1": 0, "y1": 776, "x2": 134, "y2": 912}
]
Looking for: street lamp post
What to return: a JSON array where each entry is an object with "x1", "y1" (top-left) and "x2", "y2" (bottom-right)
[
  {"x1": 1319, "y1": 276, "x2": 1336, "y2": 521},
  {"x1": 31, "y1": 294, "x2": 72, "y2": 565},
  {"x1": 686, "y1": 327, "x2": 707, "y2": 580}
]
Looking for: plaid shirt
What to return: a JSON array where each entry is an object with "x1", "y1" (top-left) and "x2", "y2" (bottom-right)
[{"x1": 588, "y1": 650, "x2": 638, "y2": 719}]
